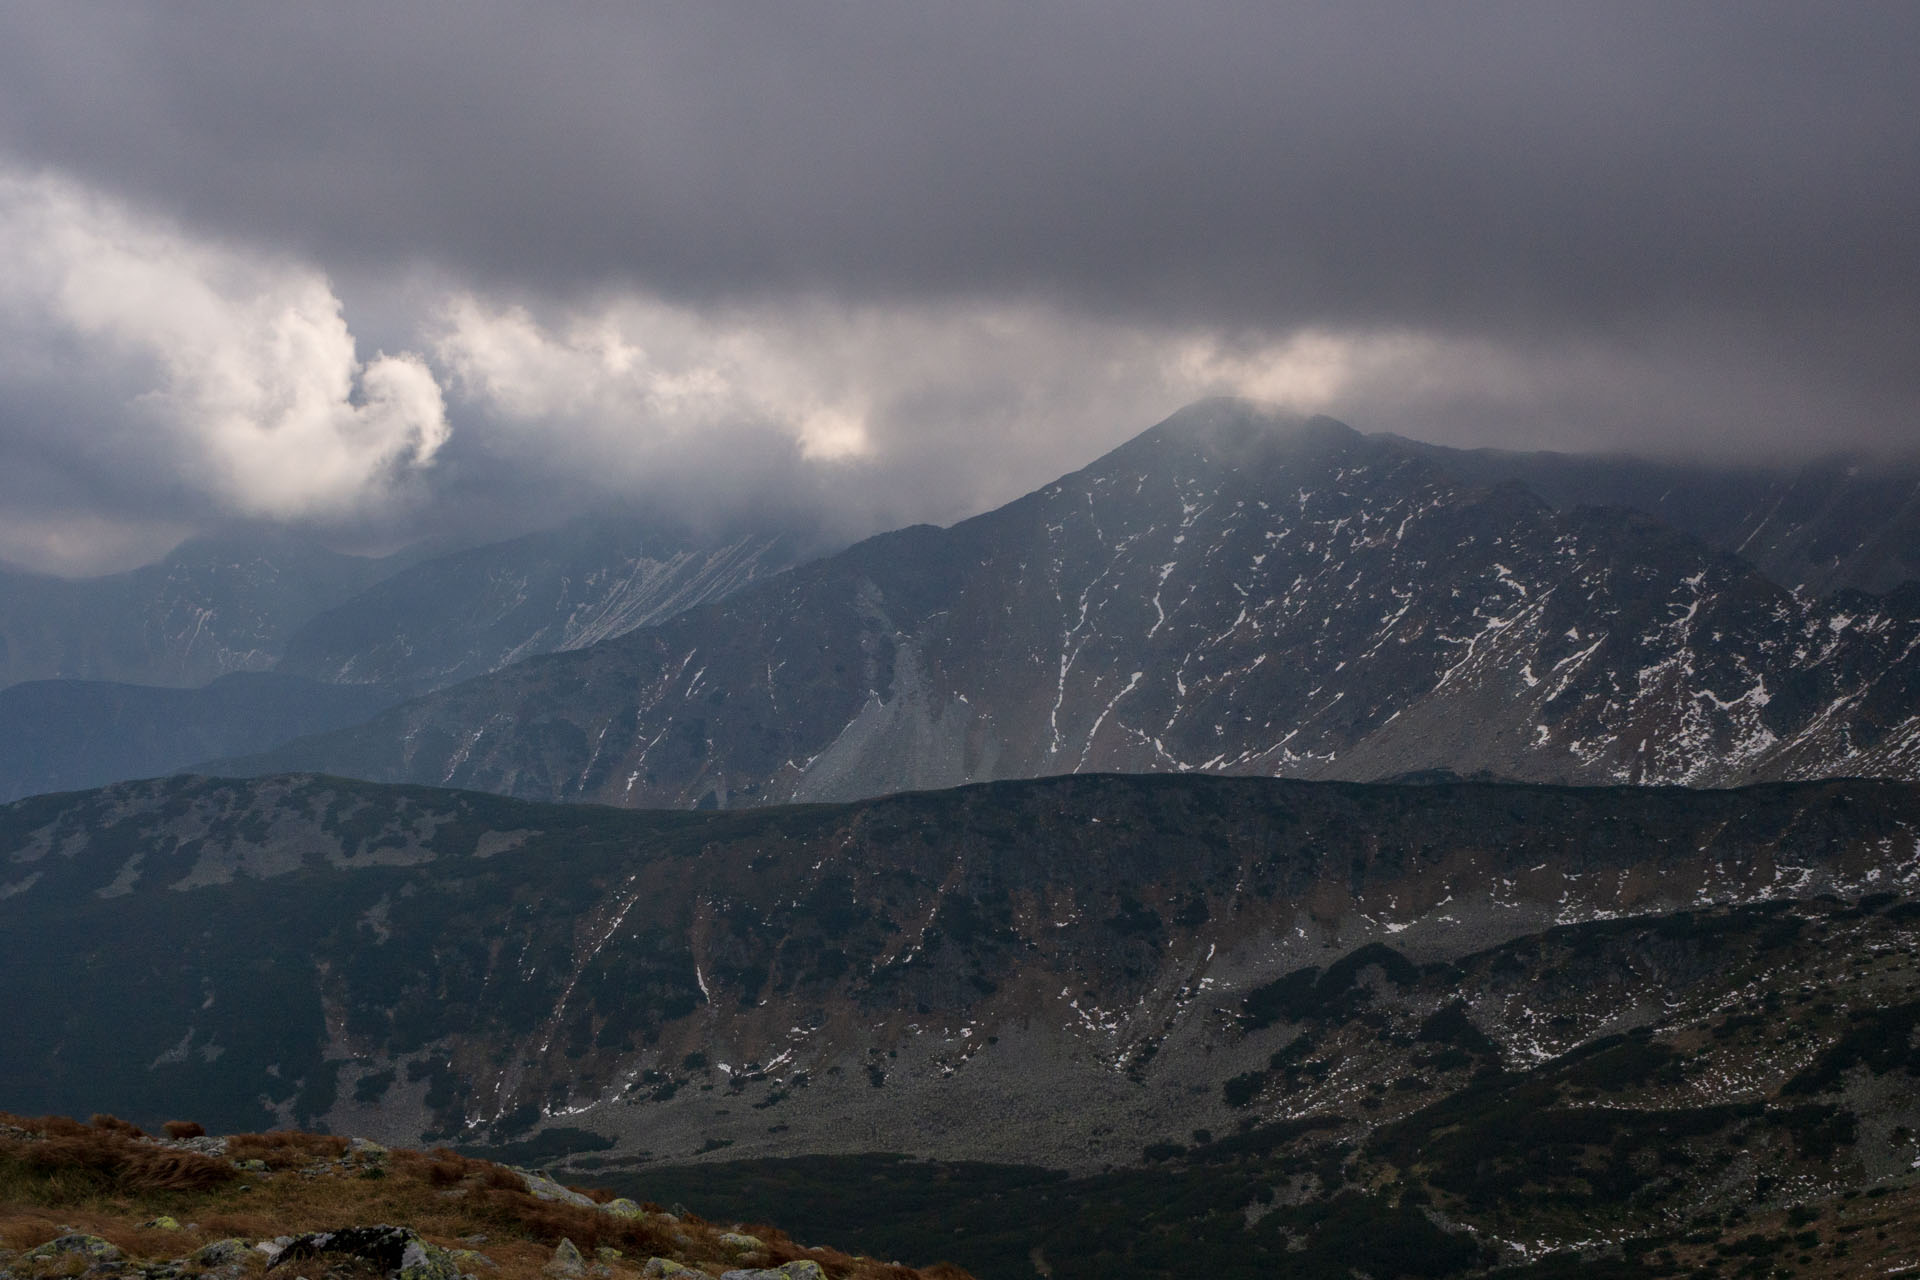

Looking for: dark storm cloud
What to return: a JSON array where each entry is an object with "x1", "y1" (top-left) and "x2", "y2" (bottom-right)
[
  {"x1": 3, "y1": 2, "x2": 1915, "y2": 338},
  {"x1": 0, "y1": 2, "x2": 1915, "y2": 573}
]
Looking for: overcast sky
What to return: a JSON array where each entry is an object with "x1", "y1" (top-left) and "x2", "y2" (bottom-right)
[{"x1": 0, "y1": 2, "x2": 1915, "y2": 573}]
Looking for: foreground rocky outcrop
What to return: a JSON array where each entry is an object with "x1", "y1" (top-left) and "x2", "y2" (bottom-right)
[{"x1": 0, "y1": 1114, "x2": 962, "y2": 1280}]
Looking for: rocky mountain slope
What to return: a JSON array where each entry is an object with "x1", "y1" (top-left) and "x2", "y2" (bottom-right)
[
  {"x1": 0, "y1": 529, "x2": 408, "y2": 691},
  {"x1": 275, "y1": 520, "x2": 796, "y2": 696},
  {"x1": 1395, "y1": 440, "x2": 1920, "y2": 597},
  {"x1": 0, "y1": 519, "x2": 794, "y2": 804},
  {"x1": 0, "y1": 1114, "x2": 960, "y2": 1280},
  {"x1": 3, "y1": 771, "x2": 1917, "y2": 1276},
  {"x1": 218, "y1": 402, "x2": 1920, "y2": 807}
]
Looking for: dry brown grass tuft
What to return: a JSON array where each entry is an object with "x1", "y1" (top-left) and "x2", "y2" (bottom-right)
[
  {"x1": 2, "y1": 1207, "x2": 245, "y2": 1260},
  {"x1": 468, "y1": 1187, "x2": 655, "y2": 1254},
  {"x1": 0, "y1": 1114, "x2": 91, "y2": 1139},
  {"x1": 3, "y1": 1128, "x2": 234, "y2": 1194},
  {"x1": 87, "y1": 1114, "x2": 146, "y2": 1138},
  {"x1": 226, "y1": 1131, "x2": 350, "y2": 1169},
  {"x1": 0, "y1": 1211, "x2": 64, "y2": 1251},
  {"x1": 162, "y1": 1120, "x2": 206, "y2": 1140},
  {"x1": 391, "y1": 1148, "x2": 510, "y2": 1190}
]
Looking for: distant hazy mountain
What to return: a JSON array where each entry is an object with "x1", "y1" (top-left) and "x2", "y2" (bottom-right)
[
  {"x1": 0, "y1": 527, "x2": 408, "y2": 690},
  {"x1": 218, "y1": 401, "x2": 1920, "y2": 804},
  {"x1": 4, "y1": 768, "x2": 1917, "y2": 1276},
  {"x1": 0, "y1": 517, "x2": 797, "y2": 803},
  {"x1": 0, "y1": 672, "x2": 404, "y2": 802},
  {"x1": 276, "y1": 516, "x2": 798, "y2": 694},
  {"x1": 1391, "y1": 439, "x2": 1920, "y2": 595}
]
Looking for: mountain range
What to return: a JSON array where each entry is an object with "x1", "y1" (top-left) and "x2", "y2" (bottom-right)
[
  {"x1": 1397, "y1": 440, "x2": 1920, "y2": 597},
  {"x1": 216, "y1": 402, "x2": 1920, "y2": 807},
  {"x1": 275, "y1": 518, "x2": 795, "y2": 696},
  {"x1": 0, "y1": 518, "x2": 795, "y2": 801},
  {"x1": 0, "y1": 527, "x2": 410, "y2": 691},
  {"x1": 9, "y1": 398, "x2": 1920, "y2": 1276},
  {"x1": 3, "y1": 769, "x2": 1916, "y2": 1276}
]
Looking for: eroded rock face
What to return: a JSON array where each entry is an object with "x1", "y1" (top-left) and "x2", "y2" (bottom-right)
[
  {"x1": 542, "y1": 1238, "x2": 585, "y2": 1279},
  {"x1": 266, "y1": 1226, "x2": 462, "y2": 1280}
]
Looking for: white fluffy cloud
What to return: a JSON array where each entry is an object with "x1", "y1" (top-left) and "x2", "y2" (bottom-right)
[
  {"x1": 0, "y1": 168, "x2": 448, "y2": 523},
  {"x1": 427, "y1": 291, "x2": 1418, "y2": 517},
  {"x1": 434, "y1": 293, "x2": 896, "y2": 466}
]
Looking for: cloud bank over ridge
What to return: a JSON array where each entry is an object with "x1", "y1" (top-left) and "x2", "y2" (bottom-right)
[{"x1": 0, "y1": 3, "x2": 1913, "y2": 572}]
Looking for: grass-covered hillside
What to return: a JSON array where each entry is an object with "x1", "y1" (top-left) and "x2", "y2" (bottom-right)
[{"x1": 0, "y1": 1112, "x2": 965, "y2": 1280}]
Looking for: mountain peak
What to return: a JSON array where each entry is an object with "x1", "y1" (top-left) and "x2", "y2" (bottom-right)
[
  {"x1": 1071, "y1": 400, "x2": 1372, "y2": 492},
  {"x1": 1134, "y1": 398, "x2": 1359, "y2": 454}
]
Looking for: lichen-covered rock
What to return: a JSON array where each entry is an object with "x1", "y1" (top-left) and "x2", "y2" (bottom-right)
[
  {"x1": 23, "y1": 1235, "x2": 125, "y2": 1266},
  {"x1": 189, "y1": 1240, "x2": 251, "y2": 1267},
  {"x1": 716, "y1": 1234, "x2": 765, "y2": 1257},
  {"x1": 141, "y1": 1217, "x2": 181, "y2": 1232},
  {"x1": 542, "y1": 1239, "x2": 585, "y2": 1279},
  {"x1": 721, "y1": 1263, "x2": 828, "y2": 1280},
  {"x1": 599, "y1": 1199, "x2": 646, "y2": 1220},
  {"x1": 517, "y1": 1171, "x2": 598, "y2": 1210},
  {"x1": 394, "y1": 1239, "x2": 460, "y2": 1280},
  {"x1": 640, "y1": 1260, "x2": 699, "y2": 1280}
]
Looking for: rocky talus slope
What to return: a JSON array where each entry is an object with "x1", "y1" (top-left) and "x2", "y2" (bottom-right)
[
  {"x1": 0, "y1": 1113, "x2": 964, "y2": 1280},
  {"x1": 275, "y1": 522, "x2": 795, "y2": 696},
  {"x1": 218, "y1": 402, "x2": 1920, "y2": 808}
]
